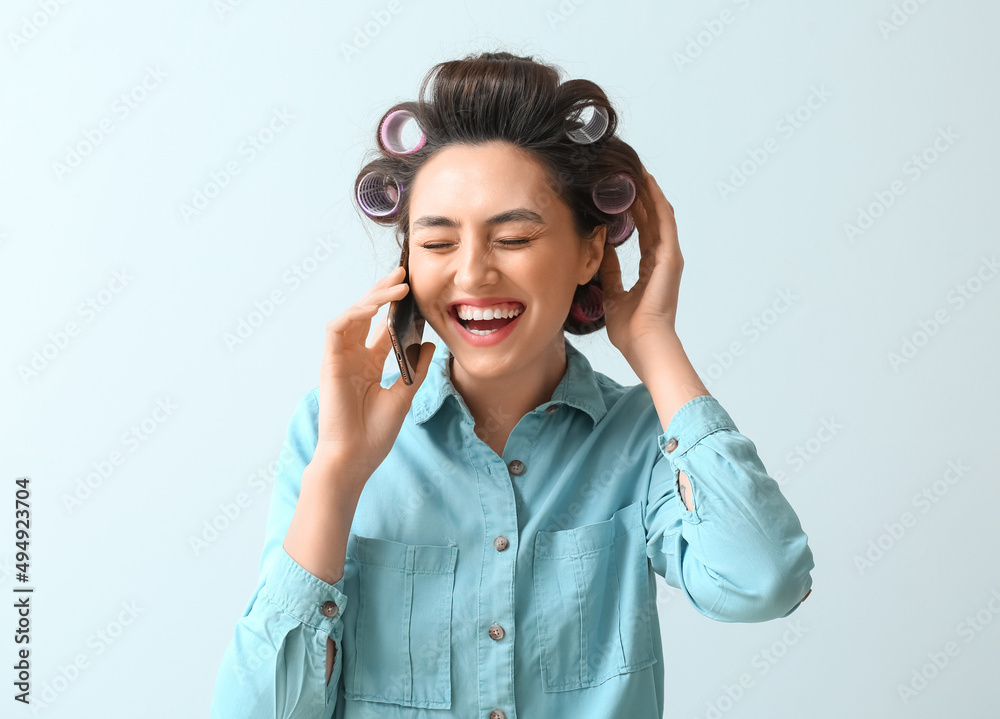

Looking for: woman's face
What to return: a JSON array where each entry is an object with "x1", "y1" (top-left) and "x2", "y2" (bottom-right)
[{"x1": 407, "y1": 141, "x2": 604, "y2": 378}]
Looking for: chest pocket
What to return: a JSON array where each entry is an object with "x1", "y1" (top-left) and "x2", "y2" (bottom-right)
[
  {"x1": 532, "y1": 501, "x2": 657, "y2": 692},
  {"x1": 341, "y1": 534, "x2": 458, "y2": 709}
]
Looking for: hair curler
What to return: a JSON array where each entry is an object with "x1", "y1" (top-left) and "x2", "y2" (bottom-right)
[
  {"x1": 357, "y1": 172, "x2": 402, "y2": 217},
  {"x1": 378, "y1": 109, "x2": 426, "y2": 155},
  {"x1": 606, "y1": 210, "x2": 635, "y2": 246},
  {"x1": 570, "y1": 283, "x2": 605, "y2": 323},
  {"x1": 565, "y1": 103, "x2": 609, "y2": 144},
  {"x1": 592, "y1": 172, "x2": 636, "y2": 215}
]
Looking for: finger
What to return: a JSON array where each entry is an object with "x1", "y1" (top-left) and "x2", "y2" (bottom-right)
[
  {"x1": 633, "y1": 182, "x2": 660, "y2": 288},
  {"x1": 411, "y1": 341, "x2": 437, "y2": 386},
  {"x1": 371, "y1": 311, "x2": 395, "y2": 359},
  {"x1": 330, "y1": 284, "x2": 408, "y2": 352},
  {"x1": 378, "y1": 265, "x2": 406, "y2": 285},
  {"x1": 599, "y1": 243, "x2": 624, "y2": 301},
  {"x1": 644, "y1": 172, "x2": 678, "y2": 242},
  {"x1": 388, "y1": 341, "x2": 436, "y2": 397},
  {"x1": 363, "y1": 313, "x2": 397, "y2": 385}
]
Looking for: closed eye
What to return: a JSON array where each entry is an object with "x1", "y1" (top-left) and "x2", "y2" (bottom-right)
[{"x1": 420, "y1": 238, "x2": 531, "y2": 249}]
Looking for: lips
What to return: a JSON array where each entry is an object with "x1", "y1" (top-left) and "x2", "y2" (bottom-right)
[{"x1": 448, "y1": 303, "x2": 524, "y2": 347}]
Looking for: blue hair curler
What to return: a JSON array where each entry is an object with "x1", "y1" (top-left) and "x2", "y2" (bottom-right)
[
  {"x1": 357, "y1": 172, "x2": 402, "y2": 217},
  {"x1": 378, "y1": 109, "x2": 426, "y2": 155},
  {"x1": 566, "y1": 103, "x2": 609, "y2": 144},
  {"x1": 592, "y1": 172, "x2": 636, "y2": 215}
]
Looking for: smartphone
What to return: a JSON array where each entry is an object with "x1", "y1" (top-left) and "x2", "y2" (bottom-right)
[{"x1": 386, "y1": 244, "x2": 425, "y2": 386}]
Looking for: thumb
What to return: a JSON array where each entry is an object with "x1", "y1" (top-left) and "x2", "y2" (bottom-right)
[{"x1": 403, "y1": 341, "x2": 437, "y2": 393}]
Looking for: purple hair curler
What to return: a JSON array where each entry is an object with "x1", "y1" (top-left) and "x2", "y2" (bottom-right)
[
  {"x1": 379, "y1": 109, "x2": 426, "y2": 155},
  {"x1": 357, "y1": 172, "x2": 403, "y2": 217},
  {"x1": 570, "y1": 283, "x2": 605, "y2": 323},
  {"x1": 606, "y1": 210, "x2": 635, "y2": 246},
  {"x1": 566, "y1": 103, "x2": 609, "y2": 144},
  {"x1": 592, "y1": 172, "x2": 636, "y2": 215}
]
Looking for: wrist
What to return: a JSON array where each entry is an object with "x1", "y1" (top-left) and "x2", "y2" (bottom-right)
[{"x1": 303, "y1": 456, "x2": 369, "y2": 502}]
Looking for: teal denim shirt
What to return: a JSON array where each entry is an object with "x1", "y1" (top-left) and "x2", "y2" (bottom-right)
[{"x1": 211, "y1": 338, "x2": 814, "y2": 718}]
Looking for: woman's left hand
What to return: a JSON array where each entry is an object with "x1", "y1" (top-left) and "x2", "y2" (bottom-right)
[{"x1": 597, "y1": 166, "x2": 683, "y2": 364}]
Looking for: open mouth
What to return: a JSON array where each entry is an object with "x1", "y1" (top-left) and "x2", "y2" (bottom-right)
[{"x1": 449, "y1": 302, "x2": 525, "y2": 335}]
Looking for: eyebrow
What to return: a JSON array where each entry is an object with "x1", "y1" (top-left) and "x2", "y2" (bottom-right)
[{"x1": 411, "y1": 208, "x2": 545, "y2": 232}]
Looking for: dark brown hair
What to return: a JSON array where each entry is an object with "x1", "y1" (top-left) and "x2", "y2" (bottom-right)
[{"x1": 353, "y1": 50, "x2": 647, "y2": 335}]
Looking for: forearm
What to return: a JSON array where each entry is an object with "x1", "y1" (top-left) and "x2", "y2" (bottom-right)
[
  {"x1": 283, "y1": 456, "x2": 366, "y2": 585},
  {"x1": 628, "y1": 333, "x2": 709, "y2": 511},
  {"x1": 282, "y1": 456, "x2": 366, "y2": 684},
  {"x1": 629, "y1": 332, "x2": 710, "y2": 431}
]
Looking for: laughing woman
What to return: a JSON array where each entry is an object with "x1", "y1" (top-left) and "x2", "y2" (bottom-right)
[{"x1": 212, "y1": 51, "x2": 814, "y2": 719}]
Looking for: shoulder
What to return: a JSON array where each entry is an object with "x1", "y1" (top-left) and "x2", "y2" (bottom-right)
[{"x1": 589, "y1": 365, "x2": 661, "y2": 433}]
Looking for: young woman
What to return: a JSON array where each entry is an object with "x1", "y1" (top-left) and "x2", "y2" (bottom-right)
[{"x1": 212, "y1": 51, "x2": 814, "y2": 719}]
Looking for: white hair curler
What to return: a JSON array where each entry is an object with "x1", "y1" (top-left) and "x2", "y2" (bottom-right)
[
  {"x1": 565, "y1": 104, "x2": 609, "y2": 144},
  {"x1": 357, "y1": 172, "x2": 402, "y2": 217}
]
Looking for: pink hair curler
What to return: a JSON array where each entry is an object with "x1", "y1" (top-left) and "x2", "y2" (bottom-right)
[
  {"x1": 592, "y1": 172, "x2": 636, "y2": 215},
  {"x1": 606, "y1": 210, "x2": 635, "y2": 246},
  {"x1": 357, "y1": 172, "x2": 403, "y2": 217},
  {"x1": 570, "y1": 283, "x2": 605, "y2": 323},
  {"x1": 379, "y1": 109, "x2": 426, "y2": 155},
  {"x1": 566, "y1": 103, "x2": 609, "y2": 144}
]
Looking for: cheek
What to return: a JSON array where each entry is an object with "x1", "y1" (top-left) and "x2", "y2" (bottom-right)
[{"x1": 411, "y1": 285, "x2": 444, "y2": 320}]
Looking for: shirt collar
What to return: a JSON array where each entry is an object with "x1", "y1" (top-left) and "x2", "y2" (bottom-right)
[{"x1": 410, "y1": 337, "x2": 608, "y2": 427}]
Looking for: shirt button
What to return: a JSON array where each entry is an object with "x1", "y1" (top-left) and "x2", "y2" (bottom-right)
[
  {"x1": 665, "y1": 437, "x2": 679, "y2": 453},
  {"x1": 489, "y1": 710, "x2": 506, "y2": 719},
  {"x1": 493, "y1": 535, "x2": 509, "y2": 552},
  {"x1": 488, "y1": 624, "x2": 505, "y2": 641},
  {"x1": 321, "y1": 601, "x2": 339, "y2": 618},
  {"x1": 545, "y1": 404, "x2": 559, "y2": 414},
  {"x1": 508, "y1": 459, "x2": 525, "y2": 475}
]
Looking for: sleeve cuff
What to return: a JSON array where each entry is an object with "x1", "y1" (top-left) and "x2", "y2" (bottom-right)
[
  {"x1": 657, "y1": 394, "x2": 737, "y2": 459},
  {"x1": 258, "y1": 546, "x2": 349, "y2": 633}
]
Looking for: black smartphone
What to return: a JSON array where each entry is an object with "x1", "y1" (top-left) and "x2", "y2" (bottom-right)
[{"x1": 386, "y1": 243, "x2": 425, "y2": 386}]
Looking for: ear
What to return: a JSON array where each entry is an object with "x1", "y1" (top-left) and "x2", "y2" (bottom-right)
[{"x1": 579, "y1": 225, "x2": 606, "y2": 284}]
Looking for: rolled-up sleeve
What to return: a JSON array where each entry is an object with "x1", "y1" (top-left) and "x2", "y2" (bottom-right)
[
  {"x1": 644, "y1": 394, "x2": 814, "y2": 623},
  {"x1": 212, "y1": 390, "x2": 349, "y2": 718}
]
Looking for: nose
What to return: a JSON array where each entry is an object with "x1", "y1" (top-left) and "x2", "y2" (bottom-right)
[{"x1": 453, "y1": 236, "x2": 499, "y2": 289}]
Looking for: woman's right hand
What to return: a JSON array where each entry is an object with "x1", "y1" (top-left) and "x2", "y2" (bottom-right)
[{"x1": 313, "y1": 265, "x2": 435, "y2": 489}]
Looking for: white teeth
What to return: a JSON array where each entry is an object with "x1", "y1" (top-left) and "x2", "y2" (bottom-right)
[{"x1": 455, "y1": 303, "x2": 523, "y2": 321}]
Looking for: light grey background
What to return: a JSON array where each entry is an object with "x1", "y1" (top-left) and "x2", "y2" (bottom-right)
[{"x1": 2, "y1": 1, "x2": 997, "y2": 717}]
